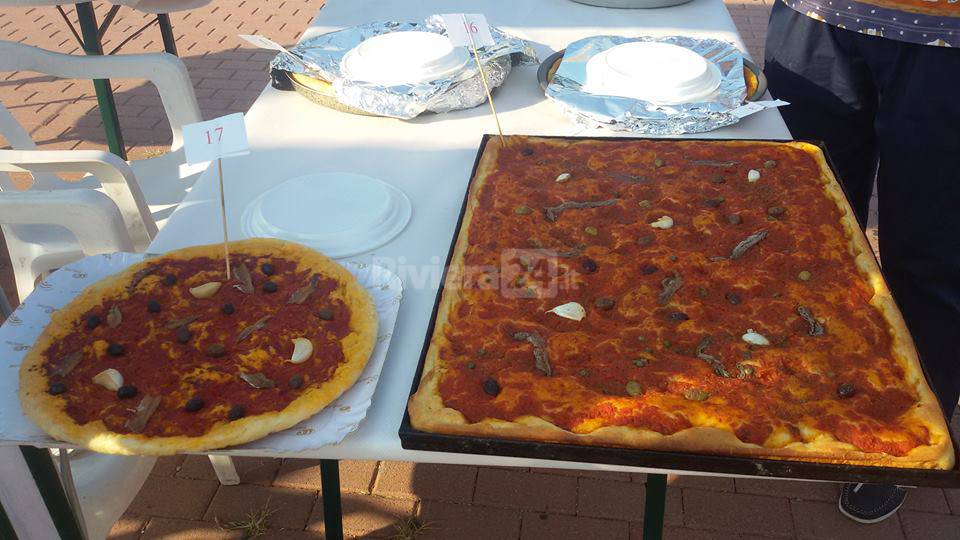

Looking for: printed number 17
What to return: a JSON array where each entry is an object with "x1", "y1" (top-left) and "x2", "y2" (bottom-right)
[{"x1": 205, "y1": 127, "x2": 224, "y2": 144}]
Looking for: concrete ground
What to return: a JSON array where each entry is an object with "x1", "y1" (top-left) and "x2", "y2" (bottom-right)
[{"x1": 1, "y1": 1, "x2": 958, "y2": 539}]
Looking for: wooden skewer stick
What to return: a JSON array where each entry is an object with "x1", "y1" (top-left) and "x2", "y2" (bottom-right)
[
  {"x1": 217, "y1": 157, "x2": 231, "y2": 280},
  {"x1": 463, "y1": 14, "x2": 506, "y2": 146}
]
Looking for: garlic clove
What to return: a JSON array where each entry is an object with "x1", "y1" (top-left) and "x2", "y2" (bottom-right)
[
  {"x1": 742, "y1": 329, "x2": 770, "y2": 346},
  {"x1": 289, "y1": 338, "x2": 314, "y2": 364},
  {"x1": 555, "y1": 172, "x2": 571, "y2": 183},
  {"x1": 547, "y1": 301, "x2": 586, "y2": 321},
  {"x1": 747, "y1": 169, "x2": 761, "y2": 182},
  {"x1": 92, "y1": 368, "x2": 124, "y2": 391},
  {"x1": 189, "y1": 281, "x2": 222, "y2": 299},
  {"x1": 650, "y1": 216, "x2": 674, "y2": 229}
]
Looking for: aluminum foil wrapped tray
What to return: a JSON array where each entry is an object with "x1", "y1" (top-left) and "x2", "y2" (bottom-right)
[
  {"x1": 546, "y1": 35, "x2": 748, "y2": 135},
  {"x1": 271, "y1": 16, "x2": 538, "y2": 119}
]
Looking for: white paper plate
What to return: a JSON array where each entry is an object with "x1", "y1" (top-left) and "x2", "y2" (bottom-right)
[
  {"x1": 582, "y1": 41, "x2": 722, "y2": 105},
  {"x1": 0, "y1": 253, "x2": 403, "y2": 455},
  {"x1": 241, "y1": 172, "x2": 412, "y2": 259},
  {"x1": 341, "y1": 31, "x2": 471, "y2": 86}
]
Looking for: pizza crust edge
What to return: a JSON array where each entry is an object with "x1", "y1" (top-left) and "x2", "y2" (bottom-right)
[
  {"x1": 19, "y1": 238, "x2": 378, "y2": 455},
  {"x1": 408, "y1": 136, "x2": 955, "y2": 470}
]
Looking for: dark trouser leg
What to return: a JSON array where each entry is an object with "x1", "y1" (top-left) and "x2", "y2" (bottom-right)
[
  {"x1": 763, "y1": 1, "x2": 879, "y2": 222},
  {"x1": 868, "y1": 43, "x2": 960, "y2": 415}
]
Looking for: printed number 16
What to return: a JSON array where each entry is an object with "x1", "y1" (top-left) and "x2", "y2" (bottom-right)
[
  {"x1": 463, "y1": 21, "x2": 478, "y2": 33},
  {"x1": 205, "y1": 127, "x2": 224, "y2": 144}
]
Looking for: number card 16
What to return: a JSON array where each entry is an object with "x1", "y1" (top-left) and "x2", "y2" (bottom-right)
[
  {"x1": 182, "y1": 113, "x2": 250, "y2": 165},
  {"x1": 439, "y1": 13, "x2": 495, "y2": 48}
]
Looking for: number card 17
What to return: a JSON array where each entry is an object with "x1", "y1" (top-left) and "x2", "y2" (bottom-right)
[{"x1": 182, "y1": 113, "x2": 250, "y2": 165}]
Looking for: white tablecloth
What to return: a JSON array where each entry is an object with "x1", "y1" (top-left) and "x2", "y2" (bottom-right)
[{"x1": 149, "y1": 0, "x2": 791, "y2": 474}]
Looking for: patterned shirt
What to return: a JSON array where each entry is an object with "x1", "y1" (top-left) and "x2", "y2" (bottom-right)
[{"x1": 783, "y1": 0, "x2": 960, "y2": 47}]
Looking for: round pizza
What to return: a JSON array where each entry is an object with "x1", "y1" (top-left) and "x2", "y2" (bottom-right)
[{"x1": 19, "y1": 238, "x2": 377, "y2": 455}]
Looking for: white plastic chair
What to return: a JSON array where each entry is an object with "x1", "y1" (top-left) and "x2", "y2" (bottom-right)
[{"x1": 0, "y1": 40, "x2": 205, "y2": 301}]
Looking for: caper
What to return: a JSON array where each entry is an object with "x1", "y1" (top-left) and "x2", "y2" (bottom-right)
[
  {"x1": 637, "y1": 234, "x2": 654, "y2": 246},
  {"x1": 798, "y1": 270, "x2": 812, "y2": 282},
  {"x1": 727, "y1": 214, "x2": 742, "y2": 225},
  {"x1": 579, "y1": 368, "x2": 590, "y2": 377},
  {"x1": 521, "y1": 147, "x2": 534, "y2": 156},
  {"x1": 711, "y1": 174, "x2": 726, "y2": 184},
  {"x1": 205, "y1": 343, "x2": 226, "y2": 358},
  {"x1": 725, "y1": 292, "x2": 741, "y2": 305},
  {"x1": 654, "y1": 157, "x2": 665, "y2": 168},
  {"x1": 317, "y1": 308, "x2": 334, "y2": 321},
  {"x1": 763, "y1": 159, "x2": 777, "y2": 169},
  {"x1": 514, "y1": 205, "x2": 533, "y2": 215},
  {"x1": 85, "y1": 315, "x2": 102, "y2": 330},
  {"x1": 663, "y1": 339, "x2": 672, "y2": 348},
  {"x1": 175, "y1": 326, "x2": 192, "y2": 344},
  {"x1": 633, "y1": 358, "x2": 648, "y2": 367},
  {"x1": 683, "y1": 388, "x2": 710, "y2": 401},
  {"x1": 584, "y1": 226, "x2": 598, "y2": 236},
  {"x1": 668, "y1": 311, "x2": 689, "y2": 322},
  {"x1": 48, "y1": 382, "x2": 67, "y2": 395},
  {"x1": 289, "y1": 374, "x2": 304, "y2": 389},
  {"x1": 669, "y1": 255, "x2": 678, "y2": 262},
  {"x1": 466, "y1": 361, "x2": 476, "y2": 370},
  {"x1": 221, "y1": 303, "x2": 236, "y2": 315},
  {"x1": 767, "y1": 206, "x2": 786, "y2": 218},
  {"x1": 697, "y1": 287, "x2": 709, "y2": 299},
  {"x1": 704, "y1": 198, "x2": 724, "y2": 208},
  {"x1": 625, "y1": 380, "x2": 644, "y2": 396},
  {"x1": 146, "y1": 299, "x2": 161, "y2": 313},
  {"x1": 642, "y1": 264, "x2": 658, "y2": 275},
  {"x1": 581, "y1": 257, "x2": 598, "y2": 274},
  {"x1": 638, "y1": 199, "x2": 652, "y2": 209},
  {"x1": 262, "y1": 281, "x2": 278, "y2": 293},
  {"x1": 162, "y1": 274, "x2": 178, "y2": 286}
]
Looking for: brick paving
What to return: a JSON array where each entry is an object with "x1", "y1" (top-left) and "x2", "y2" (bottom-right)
[{"x1": 1, "y1": 1, "x2": 958, "y2": 539}]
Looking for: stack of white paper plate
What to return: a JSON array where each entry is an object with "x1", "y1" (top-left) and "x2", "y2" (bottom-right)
[
  {"x1": 241, "y1": 173, "x2": 412, "y2": 259},
  {"x1": 582, "y1": 42, "x2": 722, "y2": 104},
  {"x1": 341, "y1": 31, "x2": 470, "y2": 86}
]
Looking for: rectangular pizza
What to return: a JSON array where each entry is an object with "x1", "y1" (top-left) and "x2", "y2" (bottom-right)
[{"x1": 408, "y1": 135, "x2": 955, "y2": 469}]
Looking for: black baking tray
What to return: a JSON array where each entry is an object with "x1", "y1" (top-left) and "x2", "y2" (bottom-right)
[{"x1": 399, "y1": 134, "x2": 960, "y2": 487}]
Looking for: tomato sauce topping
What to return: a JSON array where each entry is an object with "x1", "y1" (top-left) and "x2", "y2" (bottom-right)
[
  {"x1": 42, "y1": 254, "x2": 352, "y2": 437},
  {"x1": 436, "y1": 138, "x2": 925, "y2": 456}
]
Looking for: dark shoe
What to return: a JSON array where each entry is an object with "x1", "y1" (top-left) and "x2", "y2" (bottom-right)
[{"x1": 838, "y1": 483, "x2": 906, "y2": 523}]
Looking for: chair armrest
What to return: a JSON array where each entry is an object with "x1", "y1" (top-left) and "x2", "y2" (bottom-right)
[
  {"x1": 0, "y1": 149, "x2": 158, "y2": 249},
  {"x1": 0, "y1": 42, "x2": 202, "y2": 150},
  {"x1": 0, "y1": 189, "x2": 134, "y2": 254}
]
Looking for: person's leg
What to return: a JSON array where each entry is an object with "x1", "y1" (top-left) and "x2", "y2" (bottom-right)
[
  {"x1": 764, "y1": 1, "x2": 878, "y2": 222},
  {"x1": 867, "y1": 40, "x2": 960, "y2": 416}
]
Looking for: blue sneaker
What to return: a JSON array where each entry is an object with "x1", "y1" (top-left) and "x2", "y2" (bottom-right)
[{"x1": 838, "y1": 483, "x2": 906, "y2": 524}]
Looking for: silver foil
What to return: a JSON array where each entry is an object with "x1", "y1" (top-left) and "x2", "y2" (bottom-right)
[
  {"x1": 545, "y1": 35, "x2": 747, "y2": 135},
  {"x1": 271, "y1": 16, "x2": 537, "y2": 119}
]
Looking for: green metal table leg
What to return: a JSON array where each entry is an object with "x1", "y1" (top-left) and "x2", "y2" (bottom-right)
[
  {"x1": 20, "y1": 446, "x2": 84, "y2": 540},
  {"x1": 643, "y1": 473, "x2": 667, "y2": 540},
  {"x1": 320, "y1": 459, "x2": 344, "y2": 540},
  {"x1": 75, "y1": 2, "x2": 126, "y2": 160},
  {"x1": 156, "y1": 14, "x2": 178, "y2": 56}
]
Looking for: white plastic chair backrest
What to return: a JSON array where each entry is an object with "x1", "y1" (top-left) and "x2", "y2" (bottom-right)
[
  {"x1": 0, "y1": 189, "x2": 134, "y2": 254},
  {"x1": 0, "y1": 102, "x2": 62, "y2": 190},
  {"x1": 0, "y1": 41, "x2": 202, "y2": 151}
]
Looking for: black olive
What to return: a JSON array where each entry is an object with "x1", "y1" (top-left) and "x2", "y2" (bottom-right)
[
  {"x1": 521, "y1": 147, "x2": 534, "y2": 156},
  {"x1": 260, "y1": 263, "x2": 275, "y2": 276},
  {"x1": 668, "y1": 311, "x2": 689, "y2": 322},
  {"x1": 117, "y1": 385, "x2": 138, "y2": 399},
  {"x1": 317, "y1": 308, "x2": 334, "y2": 321},
  {"x1": 85, "y1": 315, "x2": 102, "y2": 330},
  {"x1": 725, "y1": 292, "x2": 741, "y2": 305},
  {"x1": 837, "y1": 382, "x2": 856, "y2": 398},
  {"x1": 482, "y1": 378, "x2": 501, "y2": 397},
  {"x1": 581, "y1": 257, "x2": 598, "y2": 274},
  {"x1": 767, "y1": 206, "x2": 786, "y2": 218},
  {"x1": 642, "y1": 264, "x2": 659, "y2": 275},
  {"x1": 184, "y1": 397, "x2": 204, "y2": 412},
  {"x1": 727, "y1": 214, "x2": 742, "y2": 225},
  {"x1": 162, "y1": 274, "x2": 177, "y2": 286},
  {"x1": 289, "y1": 374, "x2": 304, "y2": 389},
  {"x1": 205, "y1": 343, "x2": 226, "y2": 358},
  {"x1": 704, "y1": 198, "x2": 724, "y2": 208},
  {"x1": 262, "y1": 281, "x2": 278, "y2": 293},
  {"x1": 594, "y1": 297, "x2": 616, "y2": 311},
  {"x1": 175, "y1": 326, "x2": 192, "y2": 344},
  {"x1": 147, "y1": 300, "x2": 161, "y2": 313},
  {"x1": 228, "y1": 405, "x2": 246, "y2": 420},
  {"x1": 48, "y1": 382, "x2": 67, "y2": 395},
  {"x1": 221, "y1": 303, "x2": 235, "y2": 315},
  {"x1": 107, "y1": 343, "x2": 125, "y2": 356}
]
